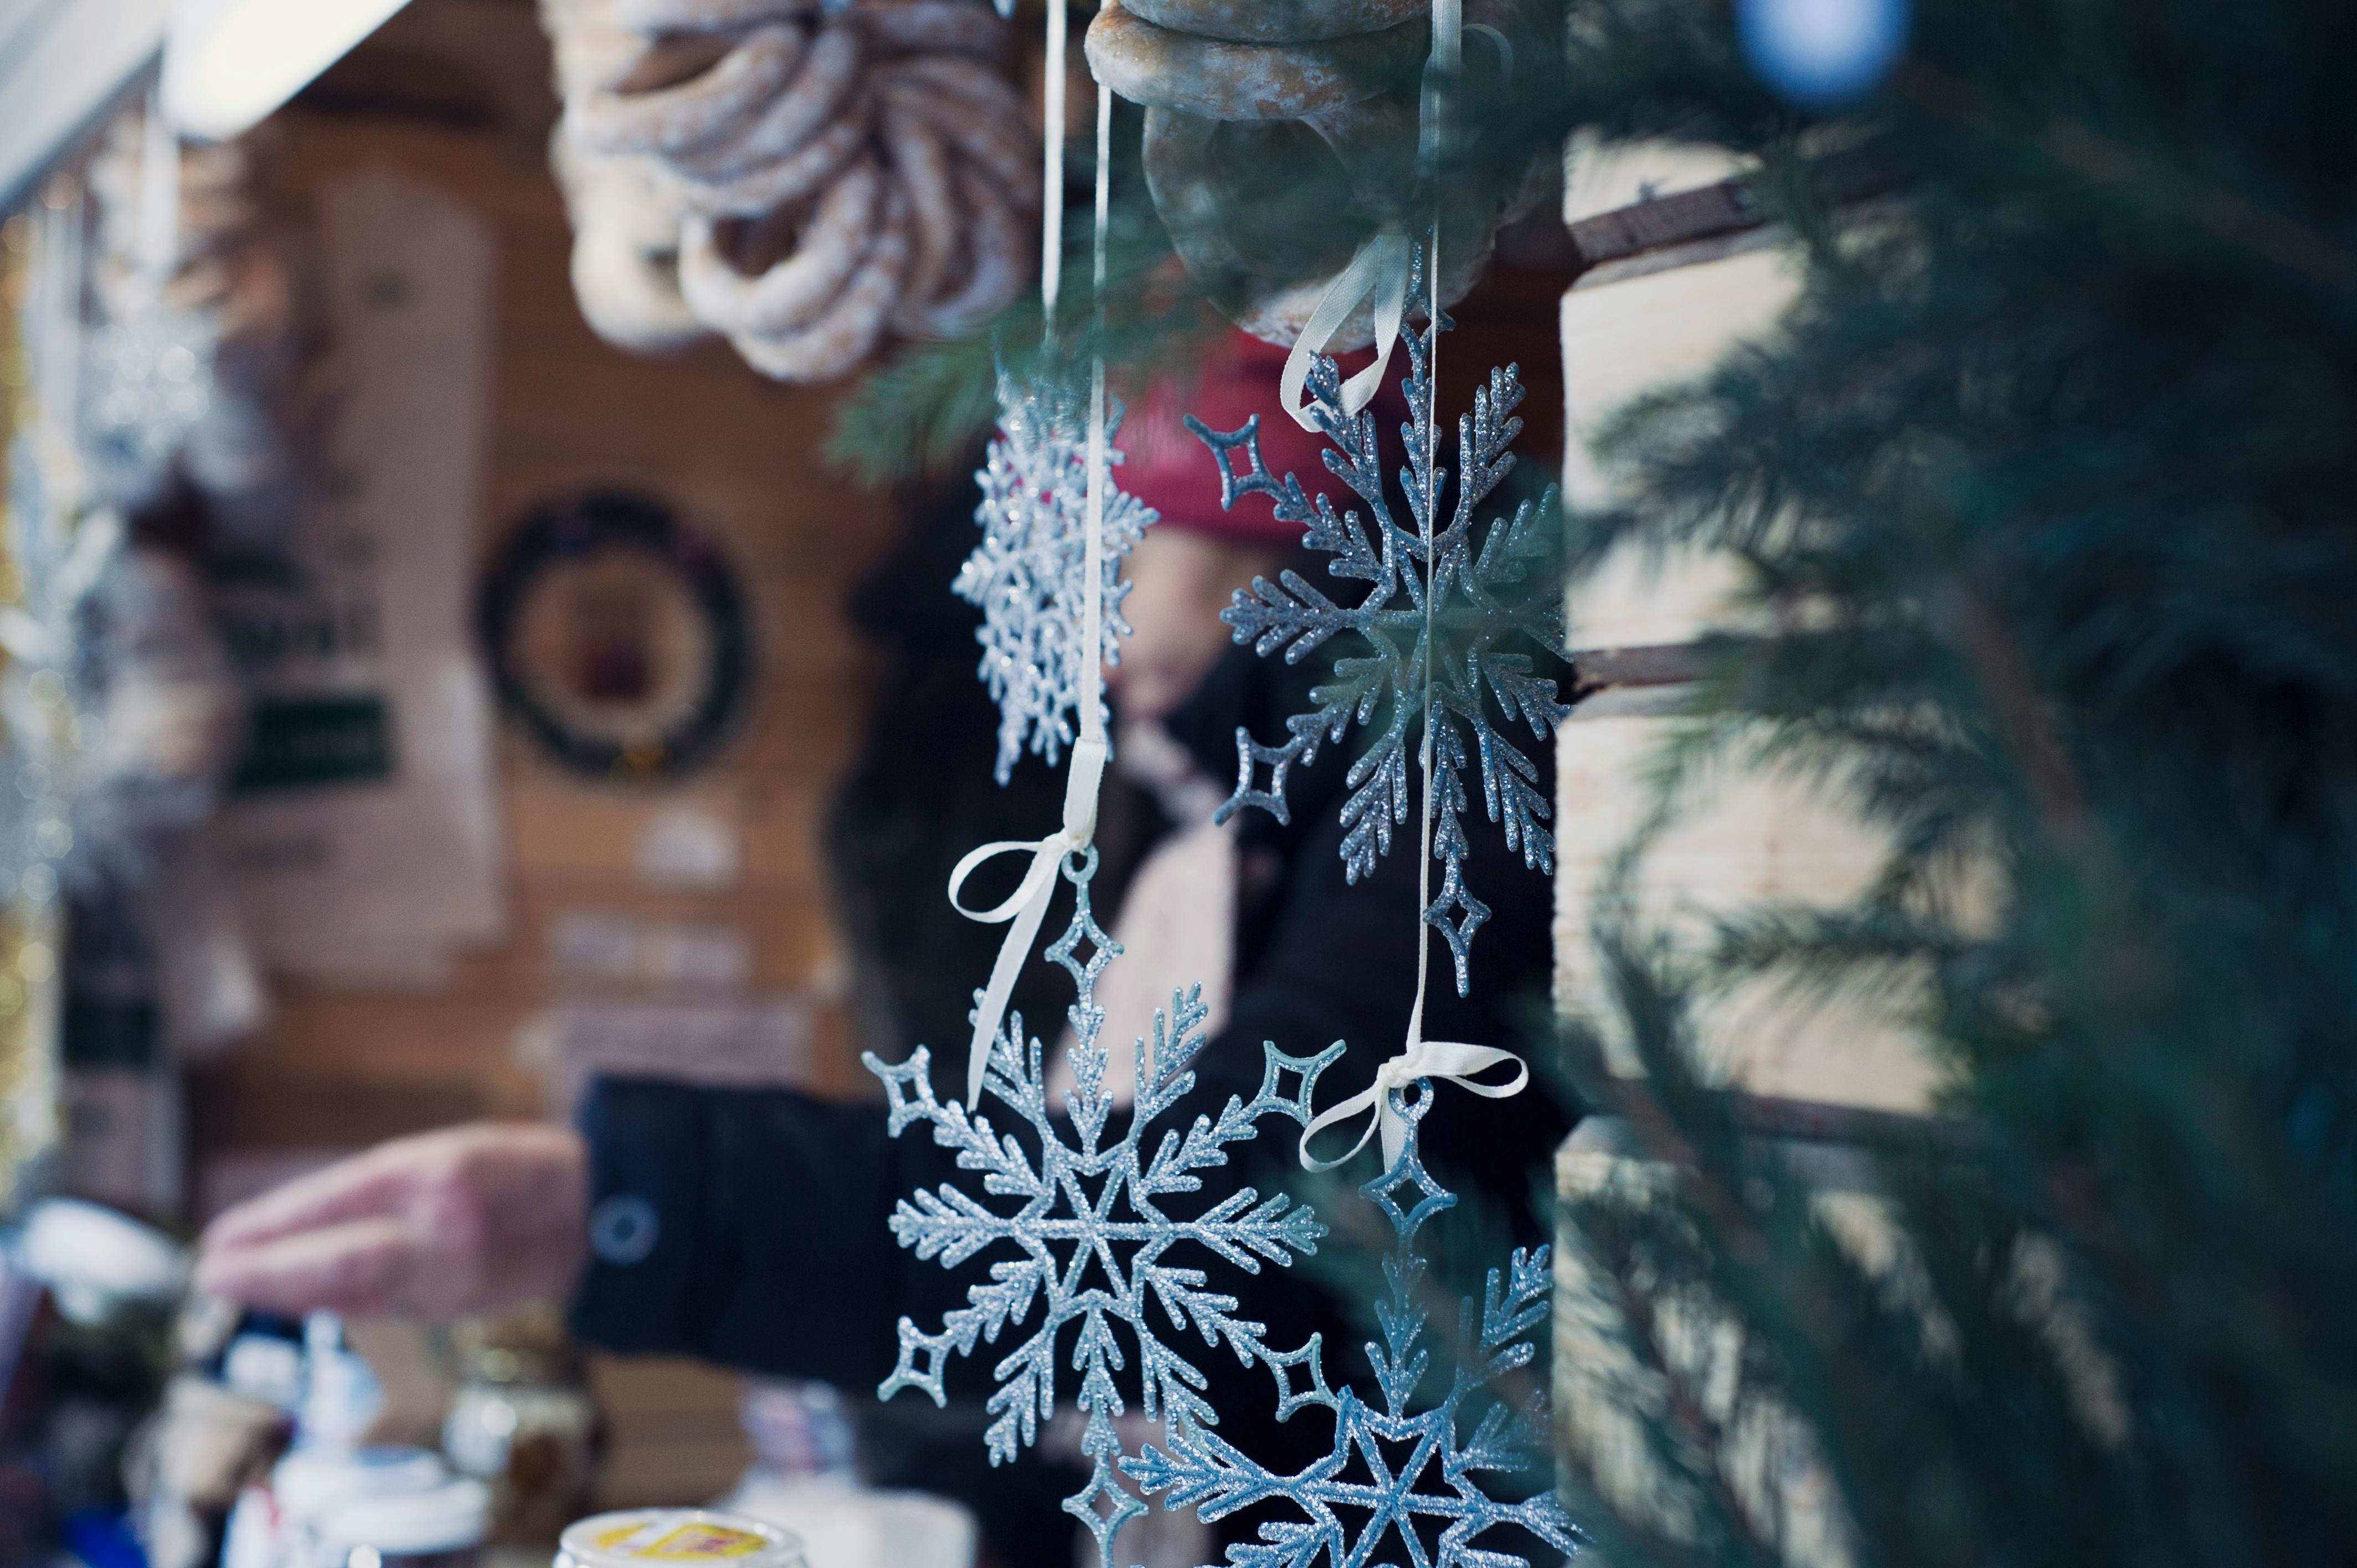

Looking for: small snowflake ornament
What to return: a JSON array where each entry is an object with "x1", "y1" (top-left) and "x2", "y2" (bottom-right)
[
  {"x1": 958, "y1": 370, "x2": 1157, "y2": 783},
  {"x1": 1126, "y1": 1081, "x2": 1583, "y2": 1568},
  {"x1": 3, "y1": 229, "x2": 127, "y2": 910},
  {"x1": 863, "y1": 847, "x2": 1346, "y2": 1565},
  {"x1": 1187, "y1": 277, "x2": 1571, "y2": 995},
  {"x1": 82, "y1": 299, "x2": 217, "y2": 509}
]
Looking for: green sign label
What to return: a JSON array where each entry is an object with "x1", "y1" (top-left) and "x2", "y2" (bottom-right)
[{"x1": 230, "y1": 694, "x2": 397, "y2": 795}]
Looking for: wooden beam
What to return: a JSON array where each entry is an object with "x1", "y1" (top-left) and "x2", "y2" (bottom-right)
[{"x1": 1568, "y1": 140, "x2": 1906, "y2": 274}]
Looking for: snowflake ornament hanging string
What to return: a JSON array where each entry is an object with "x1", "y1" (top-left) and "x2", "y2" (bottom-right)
[
  {"x1": 1187, "y1": 247, "x2": 1572, "y2": 996},
  {"x1": 1100, "y1": 8, "x2": 1573, "y2": 1561},
  {"x1": 1125, "y1": 1081, "x2": 1583, "y2": 1568},
  {"x1": 955, "y1": 0, "x2": 1155, "y2": 786},
  {"x1": 863, "y1": 848, "x2": 1349, "y2": 1565},
  {"x1": 890, "y1": 20, "x2": 1362, "y2": 1564}
]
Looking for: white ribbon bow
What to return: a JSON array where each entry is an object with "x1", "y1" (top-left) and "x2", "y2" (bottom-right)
[
  {"x1": 946, "y1": 735, "x2": 1107, "y2": 1108},
  {"x1": 1298, "y1": 1038, "x2": 1529, "y2": 1173},
  {"x1": 1277, "y1": 0, "x2": 1473, "y2": 437},
  {"x1": 1278, "y1": 229, "x2": 1413, "y2": 434}
]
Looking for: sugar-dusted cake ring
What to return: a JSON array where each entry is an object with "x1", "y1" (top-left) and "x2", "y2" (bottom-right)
[
  {"x1": 540, "y1": 0, "x2": 1036, "y2": 380},
  {"x1": 1119, "y1": 0, "x2": 1424, "y2": 43},
  {"x1": 725, "y1": 185, "x2": 914, "y2": 381},
  {"x1": 1086, "y1": 0, "x2": 1427, "y2": 120},
  {"x1": 1093, "y1": 0, "x2": 1554, "y2": 348}
]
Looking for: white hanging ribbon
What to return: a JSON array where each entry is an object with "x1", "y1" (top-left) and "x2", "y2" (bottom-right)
[
  {"x1": 1277, "y1": 228, "x2": 1412, "y2": 432},
  {"x1": 1300, "y1": 1038, "x2": 1528, "y2": 1173},
  {"x1": 1275, "y1": 0, "x2": 1469, "y2": 435},
  {"x1": 1037, "y1": 0, "x2": 1066, "y2": 337},
  {"x1": 950, "y1": 69, "x2": 1120, "y2": 1109},
  {"x1": 947, "y1": 734, "x2": 1106, "y2": 1107}
]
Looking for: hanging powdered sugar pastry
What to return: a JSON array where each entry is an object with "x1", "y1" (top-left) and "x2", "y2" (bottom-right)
[
  {"x1": 541, "y1": 0, "x2": 1040, "y2": 379},
  {"x1": 1126, "y1": 1084, "x2": 1581, "y2": 1568},
  {"x1": 1084, "y1": 0, "x2": 1553, "y2": 348}
]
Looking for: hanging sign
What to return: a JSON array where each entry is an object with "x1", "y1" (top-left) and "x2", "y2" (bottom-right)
[{"x1": 214, "y1": 168, "x2": 505, "y2": 982}]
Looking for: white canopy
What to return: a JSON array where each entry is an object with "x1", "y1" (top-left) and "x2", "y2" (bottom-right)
[
  {"x1": 0, "y1": 0, "x2": 415, "y2": 211},
  {"x1": 0, "y1": 0, "x2": 173, "y2": 212}
]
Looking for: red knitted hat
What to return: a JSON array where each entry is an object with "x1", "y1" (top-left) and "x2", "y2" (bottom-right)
[{"x1": 1121, "y1": 329, "x2": 1411, "y2": 544}]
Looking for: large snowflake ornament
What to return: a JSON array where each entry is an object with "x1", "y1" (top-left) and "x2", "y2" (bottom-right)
[
  {"x1": 958, "y1": 370, "x2": 1157, "y2": 783},
  {"x1": 1187, "y1": 285, "x2": 1571, "y2": 995},
  {"x1": 862, "y1": 848, "x2": 1346, "y2": 1564},
  {"x1": 1126, "y1": 1082, "x2": 1583, "y2": 1568}
]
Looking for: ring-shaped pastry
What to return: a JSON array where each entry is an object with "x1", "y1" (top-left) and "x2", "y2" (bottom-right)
[
  {"x1": 730, "y1": 185, "x2": 912, "y2": 381},
  {"x1": 1085, "y1": 0, "x2": 1425, "y2": 121},
  {"x1": 1119, "y1": 0, "x2": 1423, "y2": 45},
  {"x1": 670, "y1": 21, "x2": 862, "y2": 183},
  {"x1": 880, "y1": 102, "x2": 959, "y2": 314},
  {"x1": 898, "y1": 164, "x2": 1023, "y2": 338},
  {"x1": 611, "y1": 0, "x2": 811, "y2": 31},
  {"x1": 569, "y1": 24, "x2": 800, "y2": 158},
  {"x1": 666, "y1": 106, "x2": 873, "y2": 216},
  {"x1": 679, "y1": 155, "x2": 886, "y2": 337},
  {"x1": 1141, "y1": 104, "x2": 1496, "y2": 347},
  {"x1": 874, "y1": 62, "x2": 1039, "y2": 207},
  {"x1": 859, "y1": 0, "x2": 1006, "y2": 59}
]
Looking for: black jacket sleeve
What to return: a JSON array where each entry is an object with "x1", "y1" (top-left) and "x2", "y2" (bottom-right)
[
  {"x1": 572, "y1": 622, "x2": 1572, "y2": 1389},
  {"x1": 568, "y1": 779, "x2": 1568, "y2": 1393}
]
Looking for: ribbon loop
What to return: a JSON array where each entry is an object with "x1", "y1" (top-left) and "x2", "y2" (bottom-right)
[
  {"x1": 948, "y1": 736, "x2": 1106, "y2": 1108},
  {"x1": 1279, "y1": 229, "x2": 1413, "y2": 434},
  {"x1": 1298, "y1": 1038, "x2": 1529, "y2": 1173}
]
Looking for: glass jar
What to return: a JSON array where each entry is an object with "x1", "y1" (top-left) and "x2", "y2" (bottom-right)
[
  {"x1": 553, "y1": 1509, "x2": 802, "y2": 1568},
  {"x1": 441, "y1": 1309, "x2": 600, "y2": 1551}
]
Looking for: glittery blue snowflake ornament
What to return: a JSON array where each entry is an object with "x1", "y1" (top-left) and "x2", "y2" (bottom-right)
[
  {"x1": 862, "y1": 848, "x2": 1346, "y2": 1565},
  {"x1": 1126, "y1": 1081, "x2": 1583, "y2": 1568},
  {"x1": 82, "y1": 300, "x2": 217, "y2": 510},
  {"x1": 1187, "y1": 275, "x2": 1569, "y2": 996},
  {"x1": 958, "y1": 371, "x2": 1157, "y2": 783},
  {"x1": 0, "y1": 422, "x2": 110, "y2": 912},
  {"x1": 3, "y1": 217, "x2": 131, "y2": 913}
]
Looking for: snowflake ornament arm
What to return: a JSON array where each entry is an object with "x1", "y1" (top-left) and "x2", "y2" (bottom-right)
[
  {"x1": 1125, "y1": 1083, "x2": 1585, "y2": 1568},
  {"x1": 1188, "y1": 285, "x2": 1572, "y2": 996},
  {"x1": 956, "y1": 370, "x2": 1157, "y2": 784},
  {"x1": 863, "y1": 850, "x2": 1347, "y2": 1566}
]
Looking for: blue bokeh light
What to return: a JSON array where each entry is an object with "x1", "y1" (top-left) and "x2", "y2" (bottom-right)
[{"x1": 1737, "y1": 0, "x2": 1911, "y2": 107}]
